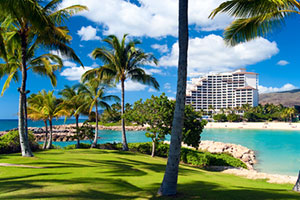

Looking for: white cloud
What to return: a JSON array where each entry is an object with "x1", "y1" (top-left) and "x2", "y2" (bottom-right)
[
  {"x1": 277, "y1": 60, "x2": 289, "y2": 66},
  {"x1": 148, "y1": 88, "x2": 156, "y2": 92},
  {"x1": 116, "y1": 80, "x2": 147, "y2": 91},
  {"x1": 77, "y1": 25, "x2": 100, "y2": 41},
  {"x1": 259, "y1": 84, "x2": 298, "y2": 94},
  {"x1": 61, "y1": 0, "x2": 231, "y2": 37},
  {"x1": 164, "y1": 83, "x2": 171, "y2": 90},
  {"x1": 151, "y1": 44, "x2": 169, "y2": 54},
  {"x1": 143, "y1": 68, "x2": 165, "y2": 75},
  {"x1": 159, "y1": 34, "x2": 279, "y2": 77},
  {"x1": 168, "y1": 96, "x2": 176, "y2": 101},
  {"x1": 60, "y1": 61, "x2": 93, "y2": 81}
]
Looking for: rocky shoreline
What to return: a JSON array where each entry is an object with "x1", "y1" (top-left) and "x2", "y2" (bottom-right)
[{"x1": 0, "y1": 123, "x2": 147, "y2": 142}]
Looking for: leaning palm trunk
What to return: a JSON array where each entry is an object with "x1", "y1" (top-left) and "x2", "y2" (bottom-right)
[
  {"x1": 46, "y1": 120, "x2": 53, "y2": 149},
  {"x1": 91, "y1": 104, "x2": 99, "y2": 148},
  {"x1": 18, "y1": 31, "x2": 33, "y2": 157},
  {"x1": 121, "y1": 80, "x2": 129, "y2": 151},
  {"x1": 158, "y1": 0, "x2": 188, "y2": 195},
  {"x1": 43, "y1": 120, "x2": 48, "y2": 149}
]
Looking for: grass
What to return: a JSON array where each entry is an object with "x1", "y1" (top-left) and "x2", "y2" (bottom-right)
[{"x1": 0, "y1": 149, "x2": 299, "y2": 200}]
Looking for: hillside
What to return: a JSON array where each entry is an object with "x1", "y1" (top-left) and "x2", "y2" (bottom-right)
[{"x1": 259, "y1": 89, "x2": 300, "y2": 107}]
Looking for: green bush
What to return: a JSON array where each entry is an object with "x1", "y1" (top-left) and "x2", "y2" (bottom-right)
[
  {"x1": 0, "y1": 131, "x2": 39, "y2": 154},
  {"x1": 110, "y1": 142, "x2": 247, "y2": 169}
]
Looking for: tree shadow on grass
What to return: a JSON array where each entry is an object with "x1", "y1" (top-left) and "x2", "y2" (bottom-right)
[
  {"x1": 149, "y1": 181, "x2": 299, "y2": 200},
  {"x1": 0, "y1": 177, "x2": 146, "y2": 199},
  {"x1": 0, "y1": 172, "x2": 71, "y2": 193},
  {"x1": 19, "y1": 161, "x2": 93, "y2": 169}
]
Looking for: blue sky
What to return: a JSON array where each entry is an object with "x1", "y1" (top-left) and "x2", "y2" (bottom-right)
[{"x1": 1, "y1": 0, "x2": 300, "y2": 119}]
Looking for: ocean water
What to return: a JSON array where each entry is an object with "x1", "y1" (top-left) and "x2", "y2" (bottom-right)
[
  {"x1": 0, "y1": 119, "x2": 87, "y2": 131},
  {"x1": 1, "y1": 119, "x2": 300, "y2": 176}
]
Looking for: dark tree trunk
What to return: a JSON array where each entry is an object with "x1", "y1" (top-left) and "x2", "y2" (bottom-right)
[
  {"x1": 91, "y1": 103, "x2": 98, "y2": 148},
  {"x1": 121, "y1": 79, "x2": 128, "y2": 151},
  {"x1": 75, "y1": 115, "x2": 80, "y2": 148},
  {"x1": 18, "y1": 29, "x2": 33, "y2": 157},
  {"x1": 293, "y1": 171, "x2": 300, "y2": 192},
  {"x1": 43, "y1": 120, "x2": 48, "y2": 150},
  {"x1": 158, "y1": 0, "x2": 188, "y2": 196},
  {"x1": 46, "y1": 119, "x2": 53, "y2": 149}
]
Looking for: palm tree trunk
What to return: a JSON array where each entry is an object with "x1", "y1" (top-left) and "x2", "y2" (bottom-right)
[
  {"x1": 46, "y1": 119, "x2": 53, "y2": 149},
  {"x1": 75, "y1": 115, "x2": 80, "y2": 148},
  {"x1": 43, "y1": 120, "x2": 48, "y2": 149},
  {"x1": 18, "y1": 30, "x2": 33, "y2": 157},
  {"x1": 158, "y1": 0, "x2": 188, "y2": 195},
  {"x1": 91, "y1": 103, "x2": 98, "y2": 148},
  {"x1": 121, "y1": 79, "x2": 128, "y2": 151},
  {"x1": 151, "y1": 139, "x2": 156, "y2": 157}
]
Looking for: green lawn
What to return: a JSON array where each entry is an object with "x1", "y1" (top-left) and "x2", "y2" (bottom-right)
[{"x1": 0, "y1": 149, "x2": 299, "y2": 200}]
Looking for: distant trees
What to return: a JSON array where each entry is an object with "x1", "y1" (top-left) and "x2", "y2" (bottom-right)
[
  {"x1": 212, "y1": 104, "x2": 299, "y2": 122},
  {"x1": 82, "y1": 34, "x2": 159, "y2": 151}
]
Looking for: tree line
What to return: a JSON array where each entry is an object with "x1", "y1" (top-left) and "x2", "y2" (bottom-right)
[{"x1": 211, "y1": 104, "x2": 298, "y2": 122}]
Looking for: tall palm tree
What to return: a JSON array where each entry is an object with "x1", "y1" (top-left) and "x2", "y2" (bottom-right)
[
  {"x1": 209, "y1": 0, "x2": 298, "y2": 45},
  {"x1": 78, "y1": 78, "x2": 120, "y2": 148},
  {"x1": 82, "y1": 34, "x2": 159, "y2": 151},
  {"x1": 0, "y1": 0, "x2": 86, "y2": 157},
  {"x1": 59, "y1": 85, "x2": 87, "y2": 148},
  {"x1": 158, "y1": 0, "x2": 189, "y2": 196}
]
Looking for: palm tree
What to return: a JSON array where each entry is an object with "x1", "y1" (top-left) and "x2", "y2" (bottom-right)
[
  {"x1": 0, "y1": 0, "x2": 86, "y2": 157},
  {"x1": 78, "y1": 78, "x2": 120, "y2": 148},
  {"x1": 28, "y1": 94, "x2": 49, "y2": 149},
  {"x1": 209, "y1": 0, "x2": 299, "y2": 45},
  {"x1": 29, "y1": 90, "x2": 67, "y2": 149},
  {"x1": 82, "y1": 34, "x2": 159, "y2": 151},
  {"x1": 158, "y1": 0, "x2": 189, "y2": 196},
  {"x1": 59, "y1": 85, "x2": 87, "y2": 148}
]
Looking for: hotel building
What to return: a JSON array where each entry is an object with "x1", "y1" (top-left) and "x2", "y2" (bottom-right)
[{"x1": 186, "y1": 68, "x2": 259, "y2": 112}]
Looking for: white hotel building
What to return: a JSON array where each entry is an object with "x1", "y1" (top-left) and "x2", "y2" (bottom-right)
[{"x1": 186, "y1": 68, "x2": 259, "y2": 112}]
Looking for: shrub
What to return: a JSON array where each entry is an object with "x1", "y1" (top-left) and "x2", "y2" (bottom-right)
[
  {"x1": 0, "y1": 131, "x2": 39, "y2": 154},
  {"x1": 110, "y1": 142, "x2": 247, "y2": 169}
]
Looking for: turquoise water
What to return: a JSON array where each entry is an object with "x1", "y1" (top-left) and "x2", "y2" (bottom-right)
[
  {"x1": 202, "y1": 128, "x2": 300, "y2": 176},
  {"x1": 0, "y1": 119, "x2": 87, "y2": 131},
  {"x1": 1, "y1": 119, "x2": 300, "y2": 176}
]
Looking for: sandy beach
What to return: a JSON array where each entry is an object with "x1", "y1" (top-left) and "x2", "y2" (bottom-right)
[{"x1": 206, "y1": 122, "x2": 300, "y2": 131}]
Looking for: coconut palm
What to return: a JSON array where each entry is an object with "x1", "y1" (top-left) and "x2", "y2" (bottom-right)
[
  {"x1": 78, "y1": 79, "x2": 120, "y2": 148},
  {"x1": 209, "y1": 0, "x2": 299, "y2": 46},
  {"x1": 59, "y1": 85, "x2": 87, "y2": 148},
  {"x1": 27, "y1": 94, "x2": 49, "y2": 149},
  {"x1": 158, "y1": 0, "x2": 189, "y2": 196},
  {"x1": 29, "y1": 90, "x2": 67, "y2": 149},
  {"x1": 82, "y1": 34, "x2": 159, "y2": 151},
  {"x1": 0, "y1": 0, "x2": 86, "y2": 157}
]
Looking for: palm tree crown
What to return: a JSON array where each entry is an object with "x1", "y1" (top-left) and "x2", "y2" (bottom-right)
[
  {"x1": 82, "y1": 34, "x2": 160, "y2": 151},
  {"x1": 209, "y1": 0, "x2": 300, "y2": 45}
]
